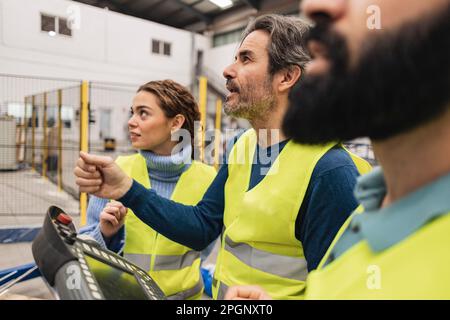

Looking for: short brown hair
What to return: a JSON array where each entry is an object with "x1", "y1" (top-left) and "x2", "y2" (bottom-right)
[{"x1": 137, "y1": 80, "x2": 200, "y2": 156}]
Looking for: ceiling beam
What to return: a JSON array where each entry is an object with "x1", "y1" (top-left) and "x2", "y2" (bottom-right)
[
  {"x1": 105, "y1": 0, "x2": 139, "y2": 16},
  {"x1": 104, "y1": 0, "x2": 165, "y2": 22},
  {"x1": 74, "y1": 0, "x2": 214, "y2": 28},
  {"x1": 141, "y1": 0, "x2": 167, "y2": 14},
  {"x1": 243, "y1": 0, "x2": 261, "y2": 10},
  {"x1": 156, "y1": 7, "x2": 185, "y2": 24},
  {"x1": 171, "y1": 0, "x2": 213, "y2": 24}
]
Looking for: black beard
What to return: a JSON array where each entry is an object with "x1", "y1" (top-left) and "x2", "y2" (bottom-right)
[{"x1": 283, "y1": 5, "x2": 450, "y2": 145}]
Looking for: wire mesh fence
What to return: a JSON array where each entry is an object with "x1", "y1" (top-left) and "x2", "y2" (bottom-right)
[
  {"x1": 88, "y1": 81, "x2": 138, "y2": 158},
  {"x1": 0, "y1": 74, "x2": 81, "y2": 217},
  {"x1": 0, "y1": 77, "x2": 149, "y2": 220}
]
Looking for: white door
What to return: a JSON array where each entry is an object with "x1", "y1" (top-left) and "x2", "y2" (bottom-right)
[{"x1": 99, "y1": 109, "x2": 111, "y2": 139}]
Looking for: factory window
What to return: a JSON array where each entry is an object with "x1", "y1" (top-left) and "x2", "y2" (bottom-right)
[
  {"x1": 41, "y1": 14, "x2": 56, "y2": 33},
  {"x1": 213, "y1": 28, "x2": 245, "y2": 47},
  {"x1": 151, "y1": 39, "x2": 172, "y2": 57},
  {"x1": 152, "y1": 40, "x2": 160, "y2": 54},
  {"x1": 40, "y1": 13, "x2": 72, "y2": 37},
  {"x1": 58, "y1": 18, "x2": 72, "y2": 37},
  {"x1": 163, "y1": 42, "x2": 171, "y2": 56}
]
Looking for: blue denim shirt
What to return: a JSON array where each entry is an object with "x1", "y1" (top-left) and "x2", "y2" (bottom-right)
[{"x1": 322, "y1": 167, "x2": 450, "y2": 267}]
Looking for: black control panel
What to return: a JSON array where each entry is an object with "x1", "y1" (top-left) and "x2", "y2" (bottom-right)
[{"x1": 32, "y1": 206, "x2": 166, "y2": 300}]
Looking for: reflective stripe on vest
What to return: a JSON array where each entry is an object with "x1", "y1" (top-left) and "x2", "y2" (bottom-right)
[
  {"x1": 167, "y1": 276, "x2": 204, "y2": 300},
  {"x1": 125, "y1": 251, "x2": 201, "y2": 272},
  {"x1": 154, "y1": 251, "x2": 201, "y2": 271},
  {"x1": 126, "y1": 252, "x2": 204, "y2": 300},
  {"x1": 213, "y1": 278, "x2": 229, "y2": 300},
  {"x1": 124, "y1": 253, "x2": 151, "y2": 271},
  {"x1": 224, "y1": 235, "x2": 308, "y2": 281},
  {"x1": 116, "y1": 154, "x2": 216, "y2": 299}
]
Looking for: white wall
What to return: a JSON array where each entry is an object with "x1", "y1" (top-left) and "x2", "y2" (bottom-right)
[
  {"x1": 204, "y1": 42, "x2": 239, "y2": 81},
  {"x1": 0, "y1": 0, "x2": 209, "y2": 85}
]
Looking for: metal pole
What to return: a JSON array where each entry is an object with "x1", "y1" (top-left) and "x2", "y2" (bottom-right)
[
  {"x1": 23, "y1": 96, "x2": 28, "y2": 165},
  {"x1": 198, "y1": 76, "x2": 208, "y2": 162},
  {"x1": 31, "y1": 96, "x2": 36, "y2": 171},
  {"x1": 42, "y1": 92, "x2": 48, "y2": 179},
  {"x1": 79, "y1": 81, "x2": 89, "y2": 226},
  {"x1": 57, "y1": 89, "x2": 63, "y2": 192}
]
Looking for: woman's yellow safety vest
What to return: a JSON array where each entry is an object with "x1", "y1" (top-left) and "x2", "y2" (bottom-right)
[
  {"x1": 212, "y1": 129, "x2": 372, "y2": 300},
  {"x1": 115, "y1": 154, "x2": 216, "y2": 300},
  {"x1": 305, "y1": 212, "x2": 450, "y2": 299}
]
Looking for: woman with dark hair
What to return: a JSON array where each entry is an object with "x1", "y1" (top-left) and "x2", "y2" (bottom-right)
[{"x1": 80, "y1": 80, "x2": 216, "y2": 300}]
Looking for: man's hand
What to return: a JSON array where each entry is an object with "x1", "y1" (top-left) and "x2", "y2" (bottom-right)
[
  {"x1": 73, "y1": 151, "x2": 132, "y2": 199},
  {"x1": 100, "y1": 201, "x2": 128, "y2": 239},
  {"x1": 224, "y1": 286, "x2": 272, "y2": 300}
]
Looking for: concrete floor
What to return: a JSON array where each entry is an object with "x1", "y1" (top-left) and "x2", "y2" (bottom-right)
[
  {"x1": 0, "y1": 169, "x2": 80, "y2": 223},
  {"x1": 0, "y1": 168, "x2": 80, "y2": 300}
]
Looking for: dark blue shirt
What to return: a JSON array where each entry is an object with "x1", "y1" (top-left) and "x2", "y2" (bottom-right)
[{"x1": 119, "y1": 138, "x2": 359, "y2": 271}]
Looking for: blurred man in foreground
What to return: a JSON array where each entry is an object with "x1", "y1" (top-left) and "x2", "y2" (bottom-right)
[{"x1": 226, "y1": 0, "x2": 450, "y2": 299}]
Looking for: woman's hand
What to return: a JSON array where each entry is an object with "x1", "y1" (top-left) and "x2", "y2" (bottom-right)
[{"x1": 99, "y1": 201, "x2": 128, "y2": 239}]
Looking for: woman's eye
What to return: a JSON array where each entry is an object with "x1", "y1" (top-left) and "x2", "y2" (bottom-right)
[{"x1": 140, "y1": 111, "x2": 148, "y2": 117}]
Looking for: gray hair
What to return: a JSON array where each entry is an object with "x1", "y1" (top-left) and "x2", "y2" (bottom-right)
[{"x1": 241, "y1": 14, "x2": 311, "y2": 75}]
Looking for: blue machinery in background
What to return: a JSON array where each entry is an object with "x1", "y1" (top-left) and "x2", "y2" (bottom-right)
[
  {"x1": 0, "y1": 226, "x2": 42, "y2": 291},
  {"x1": 0, "y1": 226, "x2": 41, "y2": 244},
  {"x1": 0, "y1": 263, "x2": 40, "y2": 293},
  {"x1": 0, "y1": 226, "x2": 214, "y2": 297}
]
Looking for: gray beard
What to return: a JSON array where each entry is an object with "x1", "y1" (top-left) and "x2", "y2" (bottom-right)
[{"x1": 224, "y1": 95, "x2": 276, "y2": 121}]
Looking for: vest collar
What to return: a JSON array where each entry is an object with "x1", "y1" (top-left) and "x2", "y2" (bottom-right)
[{"x1": 353, "y1": 167, "x2": 450, "y2": 252}]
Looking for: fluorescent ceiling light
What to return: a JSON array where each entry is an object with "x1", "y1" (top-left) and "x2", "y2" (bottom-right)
[{"x1": 209, "y1": 0, "x2": 233, "y2": 9}]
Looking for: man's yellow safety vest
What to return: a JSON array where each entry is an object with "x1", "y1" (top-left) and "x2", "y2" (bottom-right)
[
  {"x1": 212, "y1": 129, "x2": 372, "y2": 299},
  {"x1": 115, "y1": 153, "x2": 216, "y2": 300},
  {"x1": 305, "y1": 211, "x2": 450, "y2": 299}
]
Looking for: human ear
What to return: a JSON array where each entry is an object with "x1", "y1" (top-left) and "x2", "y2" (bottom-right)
[
  {"x1": 277, "y1": 65, "x2": 302, "y2": 93},
  {"x1": 170, "y1": 114, "x2": 186, "y2": 133}
]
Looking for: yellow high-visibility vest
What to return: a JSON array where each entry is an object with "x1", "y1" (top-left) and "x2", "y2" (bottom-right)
[
  {"x1": 116, "y1": 153, "x2": 216, "y2": 300},
  {"x1": 212, "y1": 129, "x2": 372, "y2": 299},
  {"x1": 305, "y1": 211, "x2": 450, "y2": 299}
]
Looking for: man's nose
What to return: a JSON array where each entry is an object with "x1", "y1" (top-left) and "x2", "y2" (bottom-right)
[
  {"x1": 223, "y1": 62, "x2": 237, "y2": 80},
  {"x1": 302, "y1": 0, "x2": 346, "y2": 22}
]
